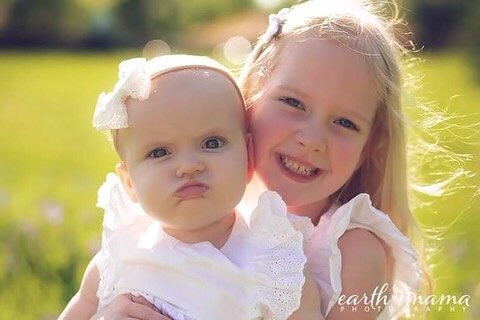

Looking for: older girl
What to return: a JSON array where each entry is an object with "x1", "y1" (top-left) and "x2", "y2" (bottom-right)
[{"x1": 240, "y1": 0, "x2": 422, "y2": 318}]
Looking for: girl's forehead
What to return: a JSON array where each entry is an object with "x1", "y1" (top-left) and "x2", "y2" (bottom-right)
[
  {"x1": 273, "y1": 38, "x2": 372, "y2": 82},
  {"x1": 266, "y1": 38, "x2": 378, "y2": 121}
]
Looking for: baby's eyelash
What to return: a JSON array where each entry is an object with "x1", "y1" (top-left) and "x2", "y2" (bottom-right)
[
  {"x1": 202, "y1": 137, "x2": 227, "y2": 149},
  {"x1": 147, "y1": 147, "x2": 171, "y2": 158}
]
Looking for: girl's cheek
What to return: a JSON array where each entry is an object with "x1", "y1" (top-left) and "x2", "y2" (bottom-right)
[
  {"x1": 249, "y1": 102, "x2": 271, "y2": 131},
  {"x1": 255, "y1": 102, "x2": 294, "y2": 128},
  {"x1": 332, "y1": 135, "x2": 367, "y2": 163}
]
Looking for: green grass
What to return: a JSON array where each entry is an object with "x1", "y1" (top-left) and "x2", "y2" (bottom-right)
[
  {"x1": 407, "y1": 51, "x2": 480, "y2": 320},
  {"x1": 0, "y1": 50, "x2": 478, "y2": 319},
  {"x1": 0, "y1": 50, "x2": 135, "y2": 319}
]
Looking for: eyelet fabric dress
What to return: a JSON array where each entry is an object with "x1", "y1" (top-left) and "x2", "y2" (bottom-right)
[{"x1": 95, "y1": 173, "x2": 308, "y2": 320}]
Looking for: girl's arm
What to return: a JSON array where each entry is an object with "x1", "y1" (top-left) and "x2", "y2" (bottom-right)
[
  {"x1": 326, "y1": 228, "x2": 389, "y2": 320},
  {"x1": 288, "y1": 268, "x2": 324, "y2": 320},
  {"x1": 57, "y1": 255, "x2": 100, "y2": 319}
]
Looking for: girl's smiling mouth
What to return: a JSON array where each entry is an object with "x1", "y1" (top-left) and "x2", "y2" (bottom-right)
[{"x1": 277, "y1": 154, "x2": 321, "y2": 182}]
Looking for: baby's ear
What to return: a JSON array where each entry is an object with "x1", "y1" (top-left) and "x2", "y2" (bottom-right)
[
  {"x1": 115, "y1": 162, "x2": 139, "y2": 202},
  {"x1": 246, "y1": 133, "x2": 255, "y2": 183}
]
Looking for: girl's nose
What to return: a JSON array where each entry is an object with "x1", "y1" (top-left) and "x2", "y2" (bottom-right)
[
  {"x1": 175, "y1": 156, "x2": 206, "y2": 178},
  {"x1": 295, "y1": 125, "x2": 327, "y2": 152}
]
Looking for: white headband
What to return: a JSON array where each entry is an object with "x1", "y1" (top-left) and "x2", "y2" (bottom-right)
[
  {"x1": 93, "y1": 58, "x2": 150, "y2": 130},
  {"x1": 264, "y1": 8, "x2": 289, "y2": 43},
  {"x1": 92, "y1": 55, "x2": 240, "y2": 130}
]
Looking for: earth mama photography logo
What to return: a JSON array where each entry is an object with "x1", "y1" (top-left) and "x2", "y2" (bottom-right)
[{"x1": 337, "y1": 283, "x2": 471, "y2": 314}]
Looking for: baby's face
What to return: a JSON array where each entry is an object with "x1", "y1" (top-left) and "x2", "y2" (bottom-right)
[{"x1": 117, "y1": 69, "x2": 248, "y2": 231}]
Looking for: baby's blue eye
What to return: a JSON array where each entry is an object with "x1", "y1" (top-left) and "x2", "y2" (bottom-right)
[
  {"x1": 335, "y1": 118, "x2": 358, "y2": 131},
  {"x1": 148, "y1": 148, "x2": 170, "y2": 158},
  {"x1": 202, "y1": 137, "x2": 225, "y2": 149},
  {"x1": 279, "y1": 96, "x2": 305, "y2": 110}
]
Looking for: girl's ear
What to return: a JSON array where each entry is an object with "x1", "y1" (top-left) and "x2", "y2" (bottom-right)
[
  {"x1": 246, "y1": 133, "x2": 255, "y2": 183},
  {"x1": 115, "y1": 162, "x2": 139, "y2": 202}
]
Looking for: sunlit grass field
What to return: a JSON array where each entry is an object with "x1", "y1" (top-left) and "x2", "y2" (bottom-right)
[{"x1": 0, "y1": 50, "x2": 478, "y2": 319}]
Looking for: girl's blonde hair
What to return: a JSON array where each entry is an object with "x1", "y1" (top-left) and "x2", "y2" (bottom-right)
[
  {"x1": 240, "y1": 0, "x2": 437, "y2": 293},
  {"x1": 240, "y1": 0, "x2": 415, "y2": 237}
]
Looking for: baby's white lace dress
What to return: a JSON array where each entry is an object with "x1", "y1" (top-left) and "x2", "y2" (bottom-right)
[{"x1": 95, "y1": 173, "x2": 307, "y2": 320}]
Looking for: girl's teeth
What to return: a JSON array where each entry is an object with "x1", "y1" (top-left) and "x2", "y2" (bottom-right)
[{"x1": 281, "y1": 156, "x2": 317, "y2": 176}]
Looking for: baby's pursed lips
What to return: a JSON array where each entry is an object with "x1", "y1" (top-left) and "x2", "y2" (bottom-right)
[{"x1": 175, "y1": 180, "x2": 209, "y2": 200}]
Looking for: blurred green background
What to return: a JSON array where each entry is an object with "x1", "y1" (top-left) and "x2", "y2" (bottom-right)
[{"x1": 0, "y1": 0, "x2": 478, "y2": 319}]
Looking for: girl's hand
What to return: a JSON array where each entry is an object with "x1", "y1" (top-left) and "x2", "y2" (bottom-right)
[{"x1": 90, "y1": 294, "x2": 171, "y2": 320}]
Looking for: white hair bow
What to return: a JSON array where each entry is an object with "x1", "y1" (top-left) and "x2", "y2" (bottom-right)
[
  {"x1": 93, "y1": 58, "x2": 151, "y2": 130},
  {"x1": 264, "y1": 8, "x2": 289, "y2": 43}
]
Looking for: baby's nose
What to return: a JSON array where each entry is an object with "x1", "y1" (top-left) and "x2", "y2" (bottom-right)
[{"x1": 175, "y1": 156, "x2": 206, "y2": 178}]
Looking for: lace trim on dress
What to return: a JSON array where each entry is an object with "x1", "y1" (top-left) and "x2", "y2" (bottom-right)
[{"x1": 248, "y1": 191, "x2": 307, "y2": 319}]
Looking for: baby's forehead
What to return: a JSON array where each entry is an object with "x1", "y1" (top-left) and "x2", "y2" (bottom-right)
[
  {"x1": 146, "y1": 55, "x2": 243, "y2": 97},
  {"x1": 125, "y1": 68, "x2": 247, "y2": 131},
  {"x1": 151, "y1": 68, "x2": 240, "y2": 98},
  {"x1": 129, "y1": 68, "x2": 244, "y2": 113}
]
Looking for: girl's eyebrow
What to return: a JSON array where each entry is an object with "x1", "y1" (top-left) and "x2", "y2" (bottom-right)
[
  {"x1": 273, "y1": 84, "x2": 312, "y2": 100},
  {"x1": 344, "y1": 107, "x2": 375, "y2": 126}
]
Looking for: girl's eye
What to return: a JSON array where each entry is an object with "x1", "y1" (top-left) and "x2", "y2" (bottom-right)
[
  {"x1": 202, "y1": 137, "x2": 225, "y2": 149},
  {"x1": 148, "y1": 148, "x2": 170, "y2": 158},
  {"x1": 279, "y1": 96, "x2": 305, "y2": 110},
  {"x1": 334, "y1": 118, "x2": 358, "y2": 131}
]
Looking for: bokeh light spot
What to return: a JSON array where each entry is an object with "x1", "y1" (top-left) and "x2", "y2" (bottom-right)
[
  {"x1": 143, "y1": 39, "x2": 171, "y2": 59},
  {"x1": 223, "y1": 36, "x2": 251, "y2": 65}
]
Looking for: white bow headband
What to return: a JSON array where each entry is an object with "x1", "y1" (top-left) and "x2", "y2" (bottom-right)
[
  {"x1": 93, "y1": 58, "x2": 150, "y2": 130},
  {"x1": 92, "y1": 55, "x2": 240, "y2": 130}
]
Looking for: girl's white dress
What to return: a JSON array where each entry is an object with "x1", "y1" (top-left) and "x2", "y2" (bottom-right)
[
  {"x1": 241, "y1": 178, "x2": 420, "y2": 320},
  {"x1": 300, "y1": 193, "x2": 421, "y2": 319},
  {"x1": 95, "y1": 173, "x2": 307, "y2": 320}
]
